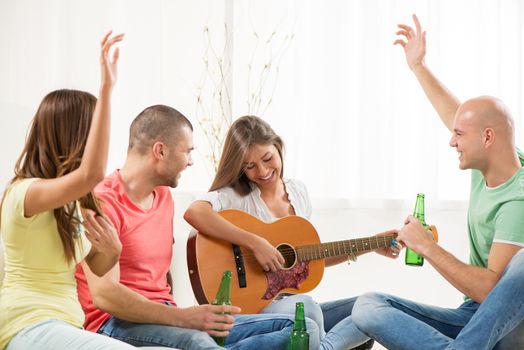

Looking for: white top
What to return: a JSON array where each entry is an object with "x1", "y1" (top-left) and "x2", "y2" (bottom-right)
[{"x1": 199, "y1": 178, "x2": 312, "y2": 222}]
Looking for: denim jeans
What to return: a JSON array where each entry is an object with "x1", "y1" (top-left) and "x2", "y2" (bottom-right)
[
  {"x1": 353, "y1": 249, "x2": 524, "y2": 350},
  {"x1": 99, "y1": 312, "x2": 295, "y2": 350},
  {"x1": 262, "y1": 294, "x2": 370, "y2": 349},
  {"x1": 7, "y1": 319, "x2": 136, "y2": 350},
  {"x1": 450, "y1": 249, "x2": 524, "y2": 350}
]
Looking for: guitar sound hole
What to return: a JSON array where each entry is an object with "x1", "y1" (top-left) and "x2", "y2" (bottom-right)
[{"x1": 276, "y1": 244, "x2": 296, "y2": 269}]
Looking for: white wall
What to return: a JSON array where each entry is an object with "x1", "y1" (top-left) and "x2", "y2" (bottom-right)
[
  {"x1": 0, "y1": 0, "x2": 493, "y2": 312},
  {"x1": 3, "y1": 0, "x2": 523, "y2": 201},
  {"x1": 0, "y1": 0, "x2": 230, "y2": 190}
]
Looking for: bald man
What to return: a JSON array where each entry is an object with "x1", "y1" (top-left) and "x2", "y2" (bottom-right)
[{"x1": 351, "y1": 15, "x2": 524, "y2": 350}]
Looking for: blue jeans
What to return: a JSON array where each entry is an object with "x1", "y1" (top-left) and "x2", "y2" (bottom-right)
[
  {"x1": 262, "y1": 294, "x2": 369, "y2": 349},
  {"x1": 99, "y1": 312, "x2": 295, "y2": 350},
  {"x1": 353, "y1": 249, "x2": 524, "y2": 350},
  {"x1": 7, "y1": 319, "x2": 136, "y2": 350},
  {"x1": 451, "y1": 249, "x2": 524, "y2": 349}
]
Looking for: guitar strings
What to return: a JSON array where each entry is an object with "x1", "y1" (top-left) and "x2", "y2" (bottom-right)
[{"x1": 227, "y1": 235, "x2": 396, "y2": 262}]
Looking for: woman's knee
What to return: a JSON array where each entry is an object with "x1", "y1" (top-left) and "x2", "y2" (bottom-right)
[
  {"x1": 352, "y1": 292, "x2": 389, "y2": 329},
  {"x1": 305, "y1": 317, "x2": 321, "y2": 349},
  {"x1": 267, "y1": 295, "x2": 323, "y2": 328},
  {"x1": 295, "y1": 296, "x2": 323, "y2": 323},
  {"x1": 285, "y1": 295, "x2": 320, "y2": 311}
]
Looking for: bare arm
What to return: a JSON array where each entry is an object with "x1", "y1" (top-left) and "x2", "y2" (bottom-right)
[
  {"x1": 24, "y1": 32, "x2": 124, "y2": 217},
  {"x1": 81, "y1": 261, "x2": 240, "y2": 336},
  {"x1": 167, "y1": 270, "x2": 173, "y2": 295},
  {"x1": 398, "y1": 215, "x2": 521, "y2": 302},
  {"x1": 423, "y1": 242, "x2": 519, "y2": 302},
  {"x1": 325, "y1": 229, "x2": 401, "y2": 267},
  {"x1": 184, "y1": 200, "x2": 285, "y2": 272},
  {"x1": 395, "y1": 14, "x2": 460, "y2": 131}
]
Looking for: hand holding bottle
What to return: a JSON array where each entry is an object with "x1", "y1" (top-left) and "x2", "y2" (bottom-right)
[
  {"x1": 212, "y1": 270, "x2": 234, "y2": 346},
  {"x1": 171, "y1": 304, "x2": 240, "y2": 337},
  {"x1": 399, "y1": 215, "x2": 436, "y2": 259}
]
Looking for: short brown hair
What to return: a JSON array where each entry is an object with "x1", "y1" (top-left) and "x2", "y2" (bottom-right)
[{"x1": 128, "y1": 105, "x2": 193, "y2": 154}]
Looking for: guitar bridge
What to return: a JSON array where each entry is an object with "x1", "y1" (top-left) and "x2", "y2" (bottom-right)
[{"x1": 232, "y1": 244, "x2": 247, "y2": 288}]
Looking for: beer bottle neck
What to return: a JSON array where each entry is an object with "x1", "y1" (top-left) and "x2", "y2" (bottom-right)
[
  {"x1": 293, "y1": 320, "x2": 306, "y2": 331},
  {"x1": 213, "y1": 272, "x2": 231, "y2": 305},
  {"x1": 413, "y1": 195, "x2": 426, "y2": 226},
  {"x1": 293, "y1": 304, "x2": 307, "y2": 331}
]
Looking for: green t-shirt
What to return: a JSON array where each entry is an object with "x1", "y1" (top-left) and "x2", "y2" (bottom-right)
[{"x1": 468, "y1": 149, "x2": 524, "y2": 269}]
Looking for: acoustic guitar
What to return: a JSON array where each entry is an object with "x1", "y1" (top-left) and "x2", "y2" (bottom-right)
[{"x1": 187, "y1": 209, "x2": 421, "y2": 314}]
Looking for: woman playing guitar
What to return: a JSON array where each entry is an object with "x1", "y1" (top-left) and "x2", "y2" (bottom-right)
[{"x1": 184, "y1": 115, "x2": 400, "y2": 350}]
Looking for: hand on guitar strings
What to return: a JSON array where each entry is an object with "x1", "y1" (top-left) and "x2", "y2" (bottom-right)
[
  {"x1": 251, "y1": 235, "x2": 285, "y2": 272},
  {"x1": 374, "y1": 229, "x2": 402, "y2": 259}
]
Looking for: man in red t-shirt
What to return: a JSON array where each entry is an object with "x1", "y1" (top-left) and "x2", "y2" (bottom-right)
[{"x1": 75, "y1": 105, "x2": 298, "y2": 349}]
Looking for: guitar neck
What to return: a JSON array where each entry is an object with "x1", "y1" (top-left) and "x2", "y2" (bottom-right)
[{"x1": 296, "y1": 234, "x2": 396, "y2": 261}]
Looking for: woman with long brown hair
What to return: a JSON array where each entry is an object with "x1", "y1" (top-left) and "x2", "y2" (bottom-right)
[
  {"x1": 0, "y1": 32, "x2": 135, "y2": 350},
  {"x1": 185, "y1": 115, "x2": 400, "y2": 350}
]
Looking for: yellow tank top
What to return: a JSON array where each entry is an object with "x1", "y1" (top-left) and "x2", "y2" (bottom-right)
[{"x1": 0, "y1": 178, "x2": 91, "y2": 349}]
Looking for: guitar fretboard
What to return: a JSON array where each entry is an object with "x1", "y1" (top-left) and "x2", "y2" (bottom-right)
[{"x1": 297, "y1": 234, "x2": 396, "y2": 261}]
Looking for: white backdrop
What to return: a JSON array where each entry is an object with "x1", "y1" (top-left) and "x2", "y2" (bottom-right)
[
  {"x1": 2, "y1": 0, "x2": 524, "y2": 200},
  {"x1": 0, "y1": 0, "x2": 522, "y2": 313}
]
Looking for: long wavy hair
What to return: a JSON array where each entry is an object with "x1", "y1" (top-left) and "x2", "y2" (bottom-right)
[
  {"x1": 210, "y1": 115, "x2": 284, "y2": 196},
  {"x1": 1, "y1": 89, "x2": 103, "y2": 263}
]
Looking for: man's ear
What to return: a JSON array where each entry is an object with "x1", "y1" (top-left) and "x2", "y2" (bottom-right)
[
  {"x1": 152, "y1": 142, "x2": 165, "y2": 159},
  {"x1": 483, "y1": 128, "x2": 495, "y2": 148}
]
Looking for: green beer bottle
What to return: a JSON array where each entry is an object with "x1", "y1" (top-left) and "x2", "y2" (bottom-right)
[
  {"x1": 405, "y1": 193, "x2": 427, "y2": 266},
  {"x1": 288, "y1": 302, "x2": 309, "y2": 350},
  {"x1": 211, "y1": 270, "x2": 232, "y2": 347}
]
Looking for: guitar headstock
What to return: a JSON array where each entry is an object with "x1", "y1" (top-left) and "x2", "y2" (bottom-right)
[{"x1": 428, "y1": 225, "x2": 439, "y2": 243}]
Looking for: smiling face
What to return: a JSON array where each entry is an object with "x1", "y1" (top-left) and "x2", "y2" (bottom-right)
[
  {"x1": 449, "y1": 105, "x2": 487, "y2": 171},
  {"x1": 242, "y1": 143, "x2": 282, "y2": 190},
  {"x1": 158, "y1": 125, "x2": 194, "y2": 188},
  {"x1": 209, "y1": 115, "x2": 285, "y2": 196}
]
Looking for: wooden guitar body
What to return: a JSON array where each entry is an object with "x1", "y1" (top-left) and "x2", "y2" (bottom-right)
[
  {"x1": 187, "y1": 209, "x2": 399, "y2": 314},
  {"x1": 187, "y1": 209, "x2": 324, "y2": 314}
]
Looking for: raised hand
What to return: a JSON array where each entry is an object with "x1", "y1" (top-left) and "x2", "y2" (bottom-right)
[
  {"x1": 394, "y1": 14, "x2": 426, "y2": 71},
  {"x1": 100, "y1": 31, "x2": 124, "y2": 89},
  {"x1": 82, "y1": 208, "x2": 122, "y2": 258}
]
